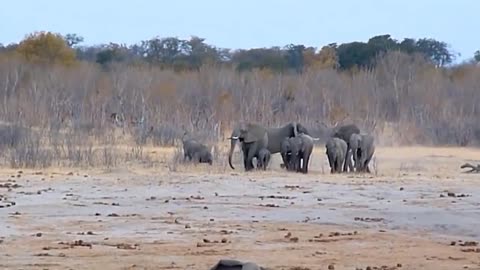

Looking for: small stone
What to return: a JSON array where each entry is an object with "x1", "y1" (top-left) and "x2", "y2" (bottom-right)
[
  {"x1": 185, "y1": 224, "x2": 191, "y2": 229},
  {"x1": 289, "y1": 237, "x2": 299, "y2": 242},
  {"x1": 328, "y1": 264, "x2": 335, "y2": 270},
  {"x1": 36, "y1": 233, "x2": 42, "y2": 237}
]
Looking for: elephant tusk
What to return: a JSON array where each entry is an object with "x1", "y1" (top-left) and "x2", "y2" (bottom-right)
[
  {"x1": 312, "y1": 137, "x2": 320, "y2": 141},
  {"x1": 230, "y1": 136, "x2": 239, "y2": 140}
]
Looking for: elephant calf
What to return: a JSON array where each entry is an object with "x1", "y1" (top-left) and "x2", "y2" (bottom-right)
[
  {"x1": 182, "y1": 136, "x2": 213, "y2": 165},
  {"x1": 349, "y1": 133, "x2": 375, "y2": 173},
  {"x1": 325, "y1": 137, "x2": 348, "y2": 173},
  {"x1": 256, "y1": 148, "x2": 271, "y2": 170}
]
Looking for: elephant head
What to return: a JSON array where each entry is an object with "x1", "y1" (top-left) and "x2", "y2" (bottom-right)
[
  {"x1": 292, "y1": 122, "x2": 310, "y2": 137},
  {"x1": 228, "y1": 123, "x2": 268, "y2": 170}
]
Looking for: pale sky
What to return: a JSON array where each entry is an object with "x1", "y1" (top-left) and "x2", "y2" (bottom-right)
[{"x1": 0, "y1": 0, "x2": 477, "y2": 62}]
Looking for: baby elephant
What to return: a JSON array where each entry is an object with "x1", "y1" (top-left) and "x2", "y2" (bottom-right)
[
  {"x1": 256, "y1": 148, "x2": 271, "y2": 170},
  {"x1": 349, "y1": 133, "x2": 375, "y2": 173},
  {"x1": 182, "y1": 135, "x2": 213, "y2": 165},
  {"x1": 325, "y1": 137, "x2": 348, "y2": 173}
]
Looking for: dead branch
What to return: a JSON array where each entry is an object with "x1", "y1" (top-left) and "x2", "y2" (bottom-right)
[{"x1": 460, "y1": 163, "x2": 480, "y2": 173}]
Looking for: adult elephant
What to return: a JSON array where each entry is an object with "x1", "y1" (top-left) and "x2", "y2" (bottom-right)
[
  {"x1": 325, "y1": 137, "x2": 348, "y2": 173},
  {"x1": 281, "y1": 133, "x2": 314, "y2": 173},
  {"x1": 349, "y1": 133, "x2": 375, "y2": 173},
  {"x1": 228, "y1": 122, "x2": 309, "y2": 171},
  {"x1": 331, "y1": 124, "x2": 360, "y2": 172}
]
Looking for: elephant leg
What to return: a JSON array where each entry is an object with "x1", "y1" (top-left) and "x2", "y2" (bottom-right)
[
  {"x1": 364, "y1": 156, "x2": 372, "y2": 173},
  {"x1": 296, "y1": 156, "x2": 302, "y2": 172},
  {"x1": 303, "y1": 153, "x2": 310, "y2": 174},
  {"x1": 342, "y1": 146, "x2": 349, "y2": 172},
  {"x1": 245, "y1": 146, "x2": 257, "y2": 171},
  {"x1": 345, "y1": 150, "x2": 352, "y2": 172},
  {"x1": 242, "y1": 150, "x2": 249, "y2": 171},
  {"x1": 333, "y1": 158, "x2": 339, "y2": 173},
  {"x1": 347, "y1": 153, "x2": 354, "y2": 172}
]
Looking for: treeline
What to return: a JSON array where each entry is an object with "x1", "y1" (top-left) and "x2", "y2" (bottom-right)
[
  {"x1": 0, "y1": 31, "x2": 480, "y2": 168},
  {"x1": 1, "y1": 31, "x2": 477, "y2": 73}
]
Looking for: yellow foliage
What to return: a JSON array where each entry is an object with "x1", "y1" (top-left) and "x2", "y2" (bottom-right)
[
  {"x1": 317, "y1": 46, "x2": 338, "y2": 69},
  {"x1": 16, "y1": 31, "x2": 76, "y2": 66},
  {"x1": 304, "y1": 46, "x2": 338, "y2": 70}
]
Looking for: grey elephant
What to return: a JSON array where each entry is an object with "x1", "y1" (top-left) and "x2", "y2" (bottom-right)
[
  {"x1": 325, "y1": 137, "x2": 348, "y2": 173},
  {"x1": 256, "y1": 148, "x2": 271, "y2": 170},
  {"x1": 209, "y1": 259, "x2": 263, "y2": 270},
  {"x1": 349, "y1": 133, "x2": 375, "y2": 173},
  {"x1": 228, "y1": 122, "x2": 310, "y2": 171},
  {"x1": 280, "y1": 137, "x2": 299, "y2": 171},
  {"x1": 228, "y1": 123, "x2": 268, "y2": 171},
  {"x1": 182, "y1": 133, "x2": 213, "y2": 165},
  {"x1": 328, "y1": 124, "x2": 360, "y2": 172},
  {"x1": 280, "y1": 133, "x2": 314, "y2": 173}
]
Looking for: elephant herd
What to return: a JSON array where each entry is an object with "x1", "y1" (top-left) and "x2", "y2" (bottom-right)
[{"x1": 181, "y1": 122, "x2": 375, "y2": 174}]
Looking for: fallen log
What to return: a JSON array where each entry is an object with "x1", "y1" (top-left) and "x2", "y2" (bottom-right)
[{"x1": 460, "y1": 163, "x2": 480, "y2": 173}]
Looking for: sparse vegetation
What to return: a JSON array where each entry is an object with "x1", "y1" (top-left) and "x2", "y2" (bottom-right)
[{"x1": 0, "y1": 31, "x2": 479, "y2": 168}]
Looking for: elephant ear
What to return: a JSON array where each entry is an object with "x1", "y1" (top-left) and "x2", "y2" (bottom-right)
[{"x1": 244, "y1": 124, "x2": 267, "y2": 143}]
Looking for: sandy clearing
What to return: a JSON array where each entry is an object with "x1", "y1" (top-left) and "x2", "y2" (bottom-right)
[{"x1": 0, "y1": 146, "x2": 479, "y2": 270}]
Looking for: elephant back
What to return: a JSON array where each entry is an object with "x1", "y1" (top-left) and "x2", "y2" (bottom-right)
[{"x1": 243, "y1": 123, "x2": 268, "y2": 143}]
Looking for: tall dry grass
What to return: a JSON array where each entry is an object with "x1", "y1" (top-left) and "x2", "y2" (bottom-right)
[{"x1": 0, "y1": 51, "x2": 479, "y2": 168}]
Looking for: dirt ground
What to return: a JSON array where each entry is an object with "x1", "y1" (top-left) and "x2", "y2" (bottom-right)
[{"x1": 1, "y1": 146, "x2": 480, "y2": 270}]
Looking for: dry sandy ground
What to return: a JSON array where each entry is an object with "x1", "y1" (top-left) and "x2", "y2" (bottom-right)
[{"x1": 1, "y1": 146, "x2": 480, "y2": 270}]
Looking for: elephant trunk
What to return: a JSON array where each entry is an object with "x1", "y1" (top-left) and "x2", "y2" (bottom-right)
[{"x1": 228, "y1": 137, "x2": 237, "y2": 169}]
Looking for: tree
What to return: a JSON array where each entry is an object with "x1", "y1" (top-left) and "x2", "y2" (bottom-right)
[
  {"x1": 336, "y1": 41, "x2": 376, "y2": 70},
  {"x1": 367, "y1": 34, "x2": 398, "y2": 54},
  {"x1": 16, "y1": 31, "x2": 76, "y2": 66},
  {"x1": 63, "y1": 33, "x2": 84, "y2": 48},
  {"x1": 141, "y1": 37, "x2": 188, "y2": 66},
  {"x1": 231, "y1": 47, "x2": 287, "y2": 72},
  {"x1": 184, "y1": 36, "x2": 220, "y2": 69},
  {"x1": 284, "y1": 44, "x2": 306, "y2": 73},
  {"x1": 96, "y1": 43, "x2": 129, "y2": 67},
  {"x1": 415, "y1": 38, "x2": 455, "y2": 66},
  {"x1": 315, "y1": 44, "x2": 338, "y2": 69},
  {"x1": 398, "y1": 38, "x2": 417, "y2": 54},
  {"x1": 474, "y1": 50, "x2": 480, "y2": 62}
]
